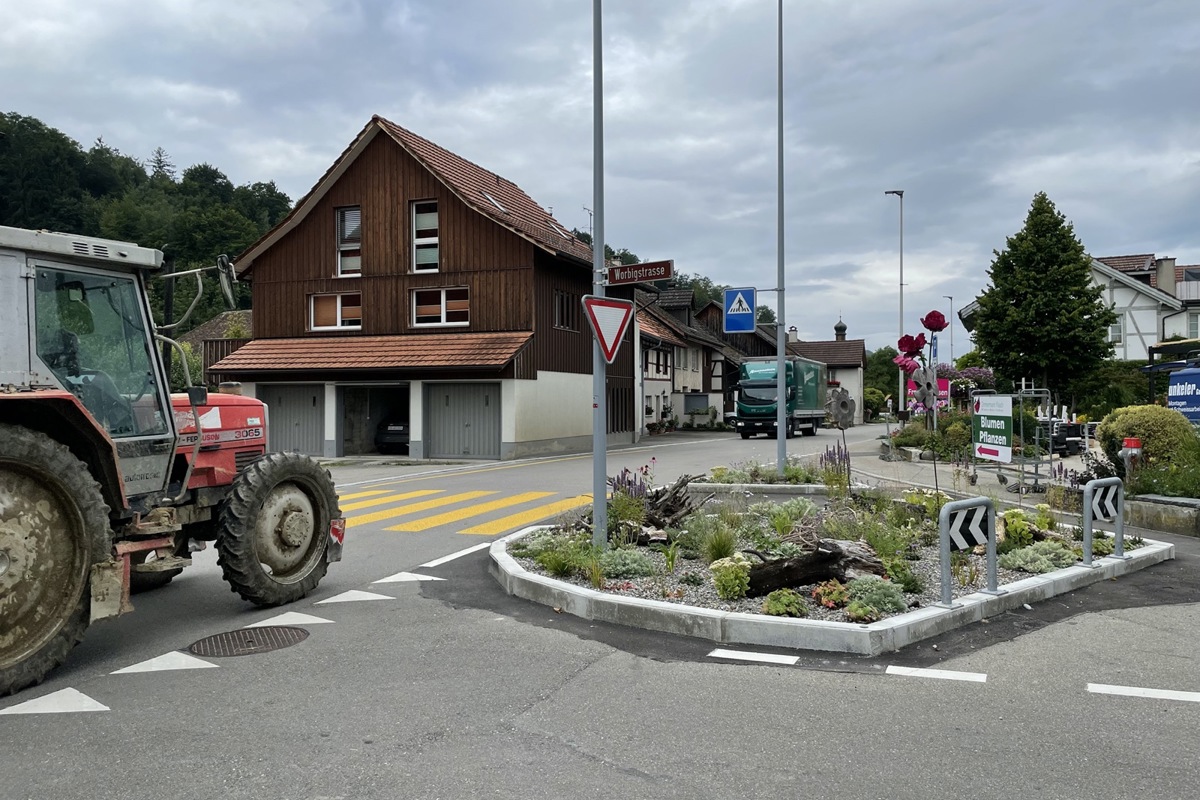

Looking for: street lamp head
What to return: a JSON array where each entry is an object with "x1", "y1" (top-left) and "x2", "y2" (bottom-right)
[{"x1": 885, "y1": 189, "x2": 904, "y2": 197}]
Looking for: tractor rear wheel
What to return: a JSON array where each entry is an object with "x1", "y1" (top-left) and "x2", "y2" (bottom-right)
[
  {"x1": 216, "y1": 453, "x2": 339, "y2": 607},
  {"x1": 0, "y1": 424, "x2": 111, "y2": 696}
]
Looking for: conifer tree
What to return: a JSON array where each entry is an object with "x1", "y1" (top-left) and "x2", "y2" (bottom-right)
[{"x1": 973, "y1": 192, "x2": 1117, "y2": 402}]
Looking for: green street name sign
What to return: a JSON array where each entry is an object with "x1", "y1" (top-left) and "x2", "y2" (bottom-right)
[{"x1": 972, "y1": 394, "x2": 1013, "y2": 463}]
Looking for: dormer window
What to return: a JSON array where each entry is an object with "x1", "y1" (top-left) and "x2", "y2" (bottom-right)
[
  {"x1": 336, "y1": 206, "x2": 361, "y2": 277},
  {"x1": 412, "y1": 200, "x2": 439, "y2": 272}
]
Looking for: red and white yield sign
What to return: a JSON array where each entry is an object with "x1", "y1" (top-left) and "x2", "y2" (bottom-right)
[{"x1": 581, "y1": 295, "x2": 633, "y2": 364}]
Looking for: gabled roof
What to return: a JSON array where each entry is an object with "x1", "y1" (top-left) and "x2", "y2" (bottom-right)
[
  {"x1": 1090, "y1": 259, "x2": 1181, "y2": 309},
  {"x1": 789, "y1": 339, "x2": 866, "y2": 368},
  {"x1": 210, "y1": 331, "x2": 531, "y2": 374},
  {"x1": 233, "y1": 116, "x2": 592, "y2": 275}
]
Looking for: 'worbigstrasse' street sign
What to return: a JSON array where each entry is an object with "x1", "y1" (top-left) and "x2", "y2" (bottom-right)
[{"x1": 606, "y1": 259, "x2": 673, "y2": 286}]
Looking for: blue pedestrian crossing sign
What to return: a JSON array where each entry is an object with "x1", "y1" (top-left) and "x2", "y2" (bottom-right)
[{"x1": 723, "y1": 287, "x2": 757, "y2": 333}]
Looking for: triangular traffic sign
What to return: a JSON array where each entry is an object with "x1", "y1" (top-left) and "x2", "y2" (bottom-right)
[
  {"x1": 728, "y1": 292, "x2": 752, "y2": 314},
  {"x1": 581, "y1": 295, "x2": 633, "y2": 364}
]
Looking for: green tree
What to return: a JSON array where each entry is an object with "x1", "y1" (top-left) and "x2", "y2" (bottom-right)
[
  {"x1": 973, "y1": 192, "x2": 1117, "y2": 403},
  {"x1": 569, "y1": 230, "x2": 639, "y2": 264},
  {"x1": 954, "y1": 349, "x2": 988, "y2": 370},
  {"x1": 865, "y1": 346, "x2": 900, "y2": 400},
  {"x1": 672, "y1": 272, "x2": 725, "y2": 307},
  {"x1": 756, "y1": 305, "x2": 776, "y2": 324}
]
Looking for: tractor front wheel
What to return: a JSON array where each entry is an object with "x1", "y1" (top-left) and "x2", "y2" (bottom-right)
[
  {"x1": 0, "y1": 424, "x2": 111, "y2": 696},
  {"x1": 216, "y1": 453, "x2": 339, "y2": 607}
]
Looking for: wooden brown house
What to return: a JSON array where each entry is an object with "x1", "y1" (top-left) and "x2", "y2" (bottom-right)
[{"x1": 211, "y1": 116, "x2": 634, "y2": 458}]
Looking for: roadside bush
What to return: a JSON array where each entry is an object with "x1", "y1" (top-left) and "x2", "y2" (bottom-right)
[
  {"x1": 598, "y1": 547, "x2": 655, "y2": 579},
  {"x1": 891, "y1": 425, "x2": 931, "y2": 449},
  {"x1": 1126, "y1": 432, "x2": 1200, "y2": 497},
  {"x1": 709, "y1": 553, "x2": 751, "y2": 600},
  {"x1": 1096, "y1": 405, "x2": 1198, "y2": 477},
  {"x1": 761, "y1": 588, "x2": 808, "y2": 617},
  {"x1": 847, "y1": 576, "x2": 907, "y2": 613}
]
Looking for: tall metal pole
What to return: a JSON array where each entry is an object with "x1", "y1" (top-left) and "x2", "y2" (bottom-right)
[
  {"x1": 775, "y1": 0, "x2": 787, "y2": 475},
  {"x1": 886, "y1": 190, "x2": 904, "y2": 422},
  {"x1": 590, "y1": 0, "x2": 608, "y2": 548},
  {"x1": 943, "y1": 294, "x2": 954, "y2": 364}
]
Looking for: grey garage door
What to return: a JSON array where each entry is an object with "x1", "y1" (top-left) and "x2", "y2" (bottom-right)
[
  {"x1": 426, "y1": 382, "x2": 500, "y2": 459},
  {"x1": 259, "y1": 384, "x2": 324, "y2": 455}
]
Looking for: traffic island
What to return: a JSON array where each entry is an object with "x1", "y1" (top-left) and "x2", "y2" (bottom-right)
[{"x1": 490, "y1": 529, "x2": 1174, "y2": 655}]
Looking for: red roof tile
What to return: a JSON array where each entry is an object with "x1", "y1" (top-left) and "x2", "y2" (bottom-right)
[
  {"x1": 375, "y1": 118, "x2": 592, "y2": 264},
  {"x1": 637, "y1": 309, "x2": 686, "y2": 347},
  {"x1": 1096, "y1": 254, "x2": 1154, "y2": 272},
  {"x1": 210, "y1": 332, "x2": 532, "y2": 373}
]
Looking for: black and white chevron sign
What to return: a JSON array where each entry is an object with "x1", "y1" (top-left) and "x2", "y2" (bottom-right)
[
  {"x1": 1091, "y1": 484, "x2": 1120, "y2": 522},
  {"x1": 948, "y1": 505, "x2": 989, "y2": 551}
]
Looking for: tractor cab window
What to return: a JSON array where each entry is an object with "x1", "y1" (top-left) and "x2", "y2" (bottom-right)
[{"x1": 34, "y1": 266, "x2": 168, "y2": 438}]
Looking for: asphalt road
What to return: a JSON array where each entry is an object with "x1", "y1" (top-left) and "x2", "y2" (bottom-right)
[{"x1": 3, "y1": 427, "x2": 1198, "y2": 800}]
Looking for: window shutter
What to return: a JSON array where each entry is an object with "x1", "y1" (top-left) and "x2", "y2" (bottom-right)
[
  {"x1": 339, "y1": 208, "x2": 362, "y2": 245},
  {"x1": 312, "y1": 296, "x2": 337, "y2": 328}
]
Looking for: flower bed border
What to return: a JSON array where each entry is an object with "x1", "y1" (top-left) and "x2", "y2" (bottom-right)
[{"x1": 489, "y1": 527, "x2": 1174, "y2": 656}]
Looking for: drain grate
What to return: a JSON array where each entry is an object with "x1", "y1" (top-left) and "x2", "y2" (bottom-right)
[{"x1": 187, "y1": 625, "x2": 309, "y2": 657}]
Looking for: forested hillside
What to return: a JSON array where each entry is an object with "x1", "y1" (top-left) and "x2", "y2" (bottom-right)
[{"x1": 0, "y1": 112, "x2": 293, "y2": 333}]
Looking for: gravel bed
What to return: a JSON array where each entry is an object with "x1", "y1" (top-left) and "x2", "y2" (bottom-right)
[{"x1": 512, "y1": 541, "x2": 1051, "y2": 623}]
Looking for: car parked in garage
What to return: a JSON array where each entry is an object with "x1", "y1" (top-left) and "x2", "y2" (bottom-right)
[{"x1": 374, "y1": 416, "x2": 410, "y2": 455}]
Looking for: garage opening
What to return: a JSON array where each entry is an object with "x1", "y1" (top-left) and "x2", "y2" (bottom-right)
[{"x1": 341, "y1": 385, "x2": 410, "y2": 455}]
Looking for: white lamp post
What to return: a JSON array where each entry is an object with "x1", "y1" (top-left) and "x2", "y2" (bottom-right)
[{"x1": 943, "y1": 294, "x2": 954, "y2": 365}]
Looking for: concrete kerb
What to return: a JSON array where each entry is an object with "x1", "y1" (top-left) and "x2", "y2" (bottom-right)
[{"x1": 490, "y1": 527, "x2": 1175, "y2": 657}]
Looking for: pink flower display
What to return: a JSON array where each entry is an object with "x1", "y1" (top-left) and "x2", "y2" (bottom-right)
[
  {"x1": 920, "y1": 310, "x2": 948, "y2": 332},
  {"x1": 897, "y1": 333, "x2": 927, "y2": 357},
  {"x1": 892, "y1": 355, "x2": 921, "y2": 374}
]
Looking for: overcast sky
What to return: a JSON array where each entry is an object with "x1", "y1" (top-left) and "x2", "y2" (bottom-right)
[{"x1": 3, "y1": 0, "x2": 1198, "y2": 354}]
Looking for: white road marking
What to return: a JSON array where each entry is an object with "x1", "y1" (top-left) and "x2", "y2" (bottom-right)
[
  {"x1": 0, "y1": 688, "x2": 109, "y2": 715},
  {"x1": 419, "y1": 542, "x2": 490, "y2": 568},
  {"x1": 244, "y1": 611, "x2": 335, "y2": 628},
  {"x1": 314, "y1": 589, "x2": 395, "y2": 604},
  {"x1": 708, "y1": 648, "x2": 799, "y2": 666},
  {"x1": 1088, "y1": 683, "x2": 1200, "y2": 703},
  {"x1": 373, "y1": 571, "x2": 446, "y2": 583},
  {"x1": 111, "y1": 651, "x2": 218, "y2": 674},
  {"x1": 886, "y1": 665, "x2": 987, "y2": 683}
]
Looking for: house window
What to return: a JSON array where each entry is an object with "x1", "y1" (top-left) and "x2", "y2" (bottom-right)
[
  {"x1": 1189, "y1": 312, "x2": 1199, "y2": 340},
  {"x1": 413, "y1": 287, "x2": 468, "y2": 326},
  {"x1": 412, "y1": 200, "x2": 439, "y2": 272},
  {"x1": 311, "y1": 293, "x2": 362, "y2": 330},
  {"x1": 1109, "y1": 316, "x2": 1123, "y2": 344},
  {"x1": 554, "y1": 289, "x2": 578, "y2": 331},
  {"x1": 336, "y1": 207, "x2": 361, "y2": 277}
]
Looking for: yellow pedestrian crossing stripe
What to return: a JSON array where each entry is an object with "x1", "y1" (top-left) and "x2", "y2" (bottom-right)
[
  {"x1": 337, "y1": 489, "x2": 391, "y2": 502},
  {"x1": 386, "y1": 491, "x2": 556, "y2": 532},
  {"x1": 340, "y1": 490, "x2": 441, "y2": 512},
  {"x1": 338, "y1": 486, "x2": 596, "y2": 536},
  {"x1": 459, "y1": 494, "x2": 593, "y2": 536},
  {"x1": 346, "y1": 491, "x2": 497, "y2": 528}
]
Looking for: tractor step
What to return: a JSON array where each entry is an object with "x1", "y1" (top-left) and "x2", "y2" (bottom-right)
[{"x1": 132, "y1": 555, "x2": 192, "y2": 573}]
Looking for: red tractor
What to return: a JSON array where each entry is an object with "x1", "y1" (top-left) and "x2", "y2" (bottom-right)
[{"x1": 0, "y1": 225, "x2": 344, "y2": 695}]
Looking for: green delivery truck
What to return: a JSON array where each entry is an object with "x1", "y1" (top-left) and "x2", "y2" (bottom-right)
[{"x1": 733, "y1": 356, "x2": 828, "y2": 439}]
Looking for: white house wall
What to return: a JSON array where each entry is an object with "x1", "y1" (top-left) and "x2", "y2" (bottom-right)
[
  {"x1": 504, "y1": 371, "x2": 592, "y2": 458},
  {"x1": 1102, "y1": 274, "x2": 1163, "y2": 361}
]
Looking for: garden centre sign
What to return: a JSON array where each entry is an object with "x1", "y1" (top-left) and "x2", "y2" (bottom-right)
[{"x1": 972, "y1": 394, "x2": 1013, "y2": 463}]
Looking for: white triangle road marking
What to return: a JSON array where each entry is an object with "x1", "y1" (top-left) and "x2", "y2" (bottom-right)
[
  {"x1": 111, "y1": 651, "x2": 218, "y2": 674},
  {"x1": 0, "y1": 687, "x2": 109, "y2": 715},
  {"x1": 373, "y1": 571, "x2": 446, "y2": 584},
  {"x1": 244, "y1": 611, "x2": 335, "y2": 628},
  {"x1": 314, "y1": 589, "x2": 395, "y2": 604}
]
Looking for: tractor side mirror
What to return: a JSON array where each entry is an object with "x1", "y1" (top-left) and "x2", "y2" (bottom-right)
[{"x1": 187, "y1": 385, "x2": 209, "y2": 407}]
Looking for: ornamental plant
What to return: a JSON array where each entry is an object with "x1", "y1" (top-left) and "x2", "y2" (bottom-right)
[
  {"x1": 811, "y1": 579, "x2": 849, "y2": 609},
  {"x1": 709, "y1": 553, "x2": 752, "y2": 600},
  {"x1": 847, "y1": 576, "x2": 907, "y2": 613},
  {"x1": 761, "y1": 588, "x2": 808, "y2": 617}
]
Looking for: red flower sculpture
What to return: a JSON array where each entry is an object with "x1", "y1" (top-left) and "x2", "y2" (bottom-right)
[
  {"x1": 897, "y1": 333, "x2": 926, "y2": 356},
  {"x1": 892, "y1": 355, "x2": 921, "y2": 374},
  {"x1": 920, "y1": 310, "x2": 948, "y2": 332}
]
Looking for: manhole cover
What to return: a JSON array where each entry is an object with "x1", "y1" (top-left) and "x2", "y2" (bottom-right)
[{"x1": 187, "y1": 626, "x2": 309, "y2": 657}]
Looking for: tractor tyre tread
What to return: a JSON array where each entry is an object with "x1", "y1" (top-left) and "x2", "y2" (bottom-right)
[
  {"x1": 215, "y1": 452, "x2": 339, "y2": 607},
  {"x1": 0, "y1": 424, "x2": 110, "y2": 696}
]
